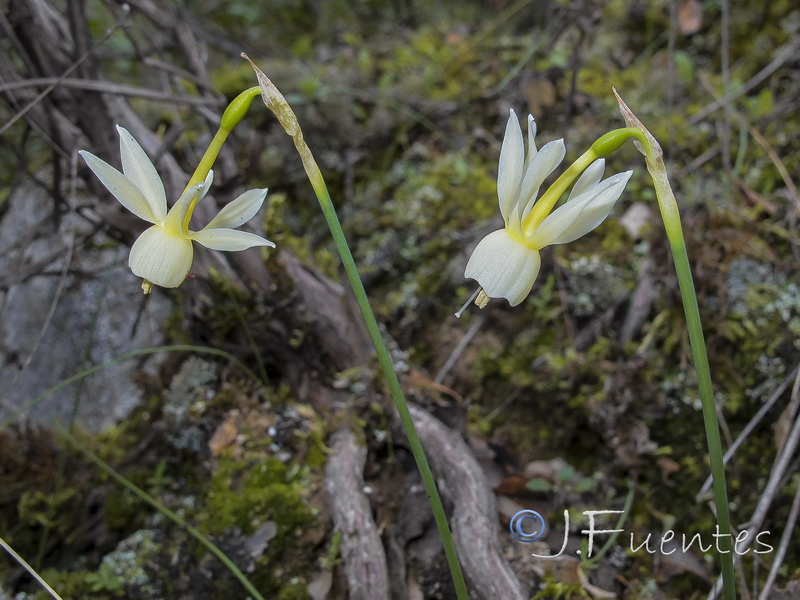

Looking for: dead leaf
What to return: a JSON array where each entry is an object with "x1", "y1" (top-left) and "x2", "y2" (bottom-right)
[
  {"x1": 775, "y1": 399, "x2": 799, "y2": 454},
  {"x1": 409, "y1": 368, "x2": 464, "y2": 404},
  {"x1": 656, "y1": 456, "x2": 680, "y2": 479},
  {"x1": 678, "y1": 0, "x2": 703, "y2": 35},
  {"x1": 619, "y1": 202, "x2": 655, "y2": 240},
  {"x1": 307, "y1": 571, "x2": 332, "y2": 600},
  {"x1": 534, "y1": 554, "x2": 582, "y2": 585},
  {"x1": 495, "y1": 475, "x2": 530, "y2": 496},
  {"x1": 524, "y1": 78, "x2": 557, "y2": 117},
  {"x1": 659, "y1": 546, "x2": 712, "y2": 581},
  {"x1": 209, "y1": 413, "x2": 239, "y2": 456}
]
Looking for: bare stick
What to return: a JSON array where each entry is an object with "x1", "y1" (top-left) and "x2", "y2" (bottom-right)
[
  {"x1": 757, "y1": 477, "x2": 800, "y2": 600},
  {"x1": 324, "y1": 428, "x2": 390, "y2": 600},
  {"x1": 406, "y1": 404, "x2": 526, "y2": 599}
]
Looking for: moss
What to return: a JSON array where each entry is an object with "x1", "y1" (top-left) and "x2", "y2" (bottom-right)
[
  {"x1": 200, "y1": 454, "x2": 314, "y2": 540},
  {"x1": 29, "y1": 569, "x2": 109, "y2": 600},
  {"x1": 347, "y1": 144, "x2": 499, "y2": 345},
  {"x1": 531, "y1": 571, "x2": 590, "y2": 600},
  {"x1": 18, "y1": 488, "x2": 79, "y2": 532},
  {"x1": 204, "y1": 269, "x2": 267, "y2": 340},
  {"x1": 161, "y1": 296, "x2": 192, "y2": 345},
  {"x1": 296, "y1": 423, "x2": 329, "y2": 471},
  {"x1": 103, "y1": 488, "x2": 148, "y2": 534},
  {"x1": 277, "y1": 583, "x2": 313, "y2": 600},
  {"x1": 192, "y1": 443, "x2": 321, "y2": 598}
]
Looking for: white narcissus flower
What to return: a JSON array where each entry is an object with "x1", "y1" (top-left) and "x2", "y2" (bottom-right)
[
  {"x1": 464, "y1": 109, "x2": 633, "y2": 307},
  {"x1": 79, "y1": 125, "x2": 274, "y2": 291}
]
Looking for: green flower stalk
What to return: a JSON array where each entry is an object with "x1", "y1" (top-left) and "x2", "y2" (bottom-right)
[
  {"x1": 242, "y1": 54, "x2": 469, "y2": 599},
  {"x1": 55, "y1": 424, "x2": 265, "y2": 600},
  {"x1": 459, "y1": 93, "x2": 734, "y2": 599},
  {"x1": 613, "y1": 89, "x2": 735, "y2": 600}
]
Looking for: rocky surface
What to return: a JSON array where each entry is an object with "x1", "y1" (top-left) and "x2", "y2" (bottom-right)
[{"x1": 0, "y1": 177, "x2": 172, "y2": 432}]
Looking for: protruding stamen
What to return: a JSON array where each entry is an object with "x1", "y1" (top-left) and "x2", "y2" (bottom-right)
[
  {"x1": 455, "y1": 287, "x2": 482, "y2": 318},
  {"x1": 141, "y1": 279, "x2": 153, "y2": 294}
]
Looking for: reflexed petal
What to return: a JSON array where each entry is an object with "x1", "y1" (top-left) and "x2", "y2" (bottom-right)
[
  {"x1": 79, "y1": 150, "x2": 158, "y2": 223},
  {"x1": 497, "y1": 109, "x2": 524, "y2": 224},
  {"x1": 129, "y1": 225, "x2": 194, "y2": 288},
  {"x1": 190, "y1": 228, "x2": 275, "y2": 251},
  {"x1": 465, "y1": 228, "x2": 541, "y2": 306},
  {"x1": 116, "y1": 125, "x2": 167, "y2": 222},
  {"x1": 205, "y1": 188, "x2": 268, "y2": 230},
  {"x1": 162, "y1": 181, "x2": 206, "y2": 236},
  {"x1": 528, "y1": 170, "x2": 633, "y2": 248},
  {"x1": 522, "y1": 114, "x2": 538, "y2": 173},
  {"x1": 568, "y1": 158, "x2": 605, "y2": 201},
  {"x1": 200, "y1": 170, "x2": 214, "y2": 200},
  {"x1": 517, "y1": 138, "x2": 566, "y2": 221}
]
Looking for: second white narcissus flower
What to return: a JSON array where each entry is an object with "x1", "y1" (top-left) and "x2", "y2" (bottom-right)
[
  {"x1": 464, "y1": 109, "x2": 633, "y2": 308},
  {"x1": 79, "y1": 126, "x2": 274, "y2": 292}
]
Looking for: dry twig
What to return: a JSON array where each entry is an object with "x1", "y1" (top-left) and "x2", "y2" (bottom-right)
[{"x1": 325, "y1": 428, "x2": 391, "y2": 600}]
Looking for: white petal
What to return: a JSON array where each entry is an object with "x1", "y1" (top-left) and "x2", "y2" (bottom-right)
[
  {"x1": 190, "y1": 228, "x2": 275, "y2": 251},
  {"x1": 116, "y1": 125, "x2": 167, "y2": 222},
  {"x1": 528, "y1": 170, "x2": 633, "y2": 247},
  {"x1": 79, "y1": 150, "x2": 158, "y2": 223},
  {"x1": 568, "y1": 158, "x2": 605, "y2": 201},
  {"x1": 517, "y1": 138, "x2": 566, "y2": 221},
  {"x1": 522, "y1": 114, "x2": 538, "y2": 173},
  {"x1": 464, "y1": 229, "x2": 541, "y2": 306},
  {"x1": 497, "y1": 109, "x2": 524, "y2": 224},
  {"x1": 205, "y1": 188, "x2": 268, "y2": 230},
  {"x1": 129, "y1": 225, "x2": 194, "y2": 288},
  {"x1": 200, "y1": 170, "x2": 214, "y2": 199},
  {"x1": 163, "y1": 181, "x2": 206, "y2": 235}
]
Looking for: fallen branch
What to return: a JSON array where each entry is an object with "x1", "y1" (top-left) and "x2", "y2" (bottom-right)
[
  {"x1": 404, "y1": 404, "x2": 526, "y2": 600},
  {"x1": 324, "y1": 428, "x2": 390, "y2": 600}
]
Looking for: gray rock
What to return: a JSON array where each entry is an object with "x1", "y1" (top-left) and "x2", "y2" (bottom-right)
[{"x1": 0, "y1": 177, "x2": 172, "y2": 432}]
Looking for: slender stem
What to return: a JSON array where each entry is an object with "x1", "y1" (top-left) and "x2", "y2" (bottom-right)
[
  {"x1": 182, "y1": 86, "x2": 262, "y2": 230},
  {"x1": 658, "y1": 166, "x2": 736, "y2": 600},
  {"x1": 55, "y1": 425, "x2": 265, "y2": 600},
  {"x1": 311, "y1": 169, "x2": 471, "y2": 598},
  {"x1": 181, "y1": 127, "x2": 228, "y2": 232},
  {"x1": 522, "y1": 127, "x2": 647, "y2": 235},
  {"x1": 1, "y1": 344, "x2": 261, "y2": 432},
  {"x1": 0, "y1": 537, "x2": 62, "y2": 599},
  {"x1": 244, "y1": 56, "x2": 469, "y2": 599},
  {"x1": 185, "y1": 128, "x2": 228, "y2": 192},
  {"x1": 523, "y1": 147, "x2": 597, "y2": 233},
  {"x1": 614, "y1": 90, "x2": 736, "y2": 600}
]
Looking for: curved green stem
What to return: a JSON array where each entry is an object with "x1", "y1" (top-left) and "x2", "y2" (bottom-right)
[
  {"x1": 0, "y1": 537, "x2": 62, "y2": 599},
  {"x1": 614, "y1": 90, "x2": 736, "y2": 600},
  {"x1": 55, "y1": 425, "x2": 265, "y2": 600},
  {"x1": 523, "y1": 146, "x2": 598, "y2": 233},
  {"x1": 244, "y1": 56, "x2": 469, "y2": 599},
  {"x1": 0, "y1": 344, "x2": 262, "y2": 432},
  {"x1": 522, "y1": 127, "x2": 647, "y2": 235},
  {"x1": 182, "y1": 86, "x2": 262, "y2": 231}
]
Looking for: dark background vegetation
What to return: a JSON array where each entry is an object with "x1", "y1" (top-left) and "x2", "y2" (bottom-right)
[{"x1": 1, "y1": 0, "x2": 799, "y2": 598}]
